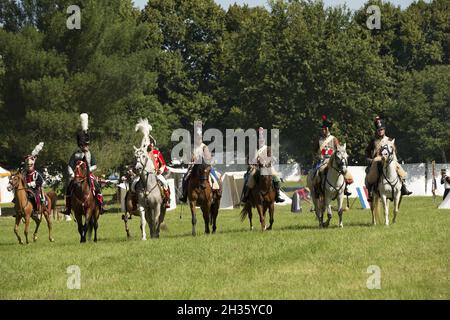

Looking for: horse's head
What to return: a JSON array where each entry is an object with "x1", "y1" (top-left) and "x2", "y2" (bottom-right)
[
  {"x1": 333, "y1": 143, "x2": 348, "y2": 174},
  {"x1": 194, "y1": 162, "x2": 211, "y2": 190},
  {"x1": 74, "y1": 160, "x2": 88, "y2": 183},
  {"x1": 7, "y1": 171, "x2": 22, "y2": 192},
  {"x1": 134, "y1": 146, "x2": 154, "y2": 175},
  {"x1": 380, "y1": 139, "x2": 396, "y2": 166}
]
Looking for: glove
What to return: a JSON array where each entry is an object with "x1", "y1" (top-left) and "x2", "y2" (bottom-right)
[{"x1": 27, "y1": 181, "x2": 36, "y2": 188}]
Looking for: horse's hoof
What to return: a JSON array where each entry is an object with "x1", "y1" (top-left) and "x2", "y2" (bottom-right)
[
  {"x1": 49, "y1": 238, "x2": 55, "y2": 242},
  {"x1": 339, "y1": 223, "x2": 343, "y2": 228},
  {"x1": 141, "y1": 238, "x2": 147, "y2": 241}
]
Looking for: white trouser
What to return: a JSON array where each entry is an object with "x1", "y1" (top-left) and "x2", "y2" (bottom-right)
[{"x1": 157, "y1": 174, "x2": 168, "y2": 189}]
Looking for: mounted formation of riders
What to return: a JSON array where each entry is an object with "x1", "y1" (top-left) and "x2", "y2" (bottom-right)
[{"x1": 10, "y1": 113, "x2": 414, "y2": 233}]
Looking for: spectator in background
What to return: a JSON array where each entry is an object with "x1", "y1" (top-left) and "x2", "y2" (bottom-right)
[{"x1": 441, "y1": 169, "x2": 450, "y2": 200}]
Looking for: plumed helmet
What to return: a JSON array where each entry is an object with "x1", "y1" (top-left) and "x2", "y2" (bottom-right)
[
  {"x1": 24, "y1": 142, "x2": 44, "y2": 168},
  {"x1": 374, "y1": 116, "x2": 385, "y2": 130},
  {"x1": 321, "y1": 115, "x2": 333, "y2": 129},
  {"x1": 77, "y1": 113, "x2": 90, "y2": 147}
]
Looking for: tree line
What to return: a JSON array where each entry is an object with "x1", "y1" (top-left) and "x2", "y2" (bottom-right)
[{"x1": 0, "y1": 0, "x2": 449, "y2": 178}]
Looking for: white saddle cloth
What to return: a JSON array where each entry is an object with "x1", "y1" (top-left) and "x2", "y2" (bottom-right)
[{"x1": 209, "y1": 172, "x2": 221, "y2": 190}]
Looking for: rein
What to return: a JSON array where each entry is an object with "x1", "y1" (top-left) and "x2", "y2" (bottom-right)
[
  {"x1": 324, "y1": 154, "x2": 347, "y2": 200},
  {"x1": 381, "y1": 154, "x2": 399, "y2": 201}
]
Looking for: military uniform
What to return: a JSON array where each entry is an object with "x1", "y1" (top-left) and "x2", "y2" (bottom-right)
[
  {"x1": 440, "y1": 169, "x2": 450, "y2": 200},
  {"x1": 63, "y1": 114, "x2": 106, "y2": 215},
  {"x1": 19, "y1": 142, "x2": 46, "y2": 217},
  {"x1": 179, "y1": 139, "x2": 221, "y2": 203},
  {"x1": 365, "y1": 116, "x2": 412, "y2": 200},
  {"x1": 150, "y1": 146, "x2": 171, "y2": 208},
  {"x1": 241, "y1": 127, "x2": 285, "y2": 203}
]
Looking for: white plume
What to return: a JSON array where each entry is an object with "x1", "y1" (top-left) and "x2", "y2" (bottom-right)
[
  {"x1": 31, "y1": 142, "x2": 44, "y2": 157},
  {"x1": 80, "y1": 113, "x2": 89, "y2": 132},
  {"x1": 135, "y1": 118, "x2": 153, "y2": 149}
]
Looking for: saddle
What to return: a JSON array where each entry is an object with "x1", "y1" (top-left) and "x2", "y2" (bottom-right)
[{"x1": 26, "y1": 190, "x2": 47, "y2": 212}]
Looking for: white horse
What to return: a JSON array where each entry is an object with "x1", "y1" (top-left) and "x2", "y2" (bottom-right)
[
  {"x1": 308, "y1": 144, "x2": 349, "y2": 228},
  {"x1": 371, "y1": 139, "x2": 402, "y2": 226},
  {"x1": 135, "y1": 147, "x2": 166, "y2": 239}
]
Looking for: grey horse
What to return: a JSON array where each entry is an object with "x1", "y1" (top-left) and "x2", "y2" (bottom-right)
[{"x1": 134, "y1": 147, "x2": 166, "y2": 239}]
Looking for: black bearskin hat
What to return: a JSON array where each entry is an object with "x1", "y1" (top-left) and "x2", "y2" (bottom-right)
[
  {"x1": 374, "y1": 116, "x2": 385, "y2": 130},
  {"x1": 321, "y1": 115, "x2": 333, "y2": 129}
]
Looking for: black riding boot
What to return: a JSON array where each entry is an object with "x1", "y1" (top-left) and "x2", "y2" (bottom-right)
[
  {"x1": 401, "y1": 181, "x2": 413, "y2": 196},
  {"x1": 344, "y1": 185, "x2": 352, "y2": 196},
  {"x1": 274, "y1": 181, "x2": 285, "y2": 203},
  {"x1": 179, "y1": 175, "x2": 189, "y2": 203}
]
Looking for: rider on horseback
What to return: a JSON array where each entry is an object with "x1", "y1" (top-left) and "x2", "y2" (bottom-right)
[
  {"x1": 241, "y1": 127, "x2": 285, "y2": 203},
  {"x1": 365, "y1": 116, "x2": 412, "y2": 201},
  {"x1": 62, "y1": 114, "x2": 107, "y2": 215},
  {"x1": 179, "y1": 126, "x2": 221, "y2": 203},
  {"x1": 21, "y1": 142, "x2": 46, "y2": 217},
  {"x1": 312, "y1": 116, "x2": 351, "y2": 197},
  {"x1": 148, "y1": 141, "x2": 171, "y2": 208}
]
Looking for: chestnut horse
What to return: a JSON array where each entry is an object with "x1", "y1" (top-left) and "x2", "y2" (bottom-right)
[
  {"x1": 240, "y1": 160, "x2": 276, "y2": 231},
  {"x1": 8, "y1": 172, "x2": 54, "y2": 244},
  {"x1": 72, "y1": 160, "x2": 100, "y2": 243},
  {"x1": 187, "y1": 162, "x2": 220, "y2": 236}
]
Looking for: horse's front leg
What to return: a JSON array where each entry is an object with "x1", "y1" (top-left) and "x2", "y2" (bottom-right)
[
  {"x1": 323, "y1": 195, "x2": 332, "y2": 228},
  {"x1": 313, "y1": 198, "x2": 323, "y2": 228},
  {"x1": 393, "y1": 192, "x2": 401, "y2": 224},
  {"x1": 14, "y1": 214, "x2": 23, "y2": 244},
  {"x1": 32, "y1": 211, "x2": 42, "y2": 242},
  {"x1": 201, "y1": 205, "x2": 210, "y2": 235},
  {"x1": 139, "y1": 205, "x2": 147, "y2": 241},
  {"x1": 256, "y1": 204, "x2": 266, "y2": 231},
  {"x1": 267, "y1": 203, "x2": 274, "y2": 230},
  {"x1": 381, "y1": 195, "x2": 390, "y2": 226},
  {"x1": 93, "y1": 209, "x2": 99, "y2": 243},
  {"x1": 76, "y1": 216, "x2": 85, "y2": 243},
  {"x1": 190, "y1": 201, "x2": 197, "y2": 236},
  {"x1": 151, "y1": 205, "x2": 162, "y2": 239},
  {"x1": 43, "y1": 208, "x2": 54, "y2": 242},
  {"x1": 337, "y1": 193, "x2": 344, "y2": 228},
  {"x1": 24, "y1": 213, "x2": 31, "y2": 244},
  {"x1": 123, "y1": 211, "x2": 131, "y2": 239}
]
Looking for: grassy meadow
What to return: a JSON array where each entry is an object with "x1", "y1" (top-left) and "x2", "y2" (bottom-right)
[{"x1": 0, "y1": 194, "x2": 449, "y2": 300}]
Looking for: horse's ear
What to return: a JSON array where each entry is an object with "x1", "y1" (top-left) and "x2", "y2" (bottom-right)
[
  {"x1": 133, "y1": 146, "x2": 138, "y2": 152},
  {"x1": 391, "y1": 138, "x2": 395, "y2": 145},
  {"x1": 342, "y1": 143, "x2": 346, "y2": 150}
]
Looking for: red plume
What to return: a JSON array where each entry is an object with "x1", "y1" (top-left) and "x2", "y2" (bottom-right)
[{"x1": 322, "y1": 115, "x2": 327, "y2": 121}]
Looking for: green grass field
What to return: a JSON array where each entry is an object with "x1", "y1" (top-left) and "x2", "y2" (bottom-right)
[{"x1": 0, "y1": 197, "x2": 449, "y2": 300}]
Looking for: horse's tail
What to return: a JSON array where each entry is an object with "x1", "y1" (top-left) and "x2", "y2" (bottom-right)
[{"x1": 240, "y1": 202, "x2": 252, "y2": 222}]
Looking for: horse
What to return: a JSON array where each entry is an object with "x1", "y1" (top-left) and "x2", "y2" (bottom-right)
[
  {"x1": 8, "y1": 172, "x2": 54, "y2": 244},
  {"x1": 371, "y1": 139, "x2": 402, "y2": 226},
  {"x1": 187, "y1": 161, "x2": 221, "y2": 236},
  {"x1": 307, "y1": 144, "x2": 349, "y2": 228},
  {"x1": 134, "y1": 147, "x2": 166, "y2": 239},
  {"x1": 71, "y1": 160, "x2": 100, "y2": 243},
  {"x1": 47, "y1": 191, "x2": 60, "y2": 221},
  {"x1": 240, "y1": 154, "x2": 276, "y2": 232}
]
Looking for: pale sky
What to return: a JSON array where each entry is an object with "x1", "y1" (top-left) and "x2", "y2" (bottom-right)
[{"x1": 133, "y1": 0, "x2": 420, "y2": 11}]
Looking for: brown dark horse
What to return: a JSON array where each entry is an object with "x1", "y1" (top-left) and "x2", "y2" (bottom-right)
[
  {"x1": 240, "y1": 160, "x2": 276, "y2": 232},
  {"x1": 8, "y1": 172, "x2": 54, "y2": 244},
  {"x1": 187, "y1": 162, "x2": 220, "y2": 236},
  {"x1": 71, "y1": 160, "x2": 100, "y2": 243}
]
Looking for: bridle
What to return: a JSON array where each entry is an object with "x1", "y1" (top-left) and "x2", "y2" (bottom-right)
[
  {"x1": 380, "y1": 144, "x2": 399, "y2": 199},
  {"x1": 135, "y1": 149, "x2": 158, "y2": 195},
  {"x1": 325, "y1": 150, "x2": 347, "y2": 199}
]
